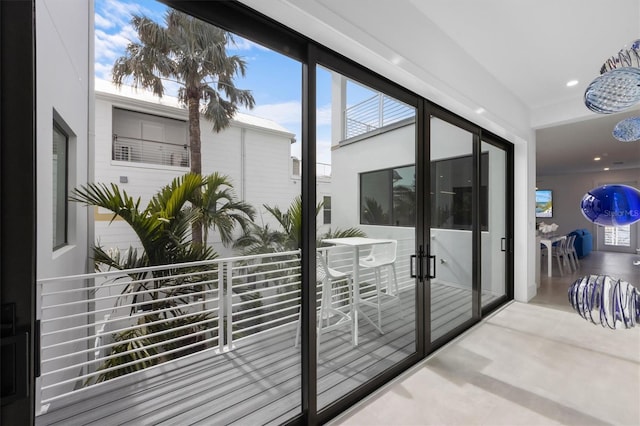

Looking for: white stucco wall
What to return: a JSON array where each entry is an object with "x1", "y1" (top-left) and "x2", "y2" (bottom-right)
[
  {"x1": 94, "y1": 92, "x2": 304, "y2": 258},
  {"x1": 36, "y1": 0, "x2": 93, "y2": 407}
]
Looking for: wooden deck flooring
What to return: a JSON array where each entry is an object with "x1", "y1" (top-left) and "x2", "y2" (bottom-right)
[{"x1": 37, "y1": 283, "x2": 498, "y2": 426}]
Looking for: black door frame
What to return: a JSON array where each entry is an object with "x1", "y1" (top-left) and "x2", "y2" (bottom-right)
[
  {"x1": 1, "y1": 1, "x2": 37, "y2": 424},
  {"x1": 422, "y1": 103, "x2": 514, "y2": 354}
]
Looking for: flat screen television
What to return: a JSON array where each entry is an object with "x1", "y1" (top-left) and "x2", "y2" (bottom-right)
[{"x1": 535, "y1": 189, "x2": 553, "y2": 218}]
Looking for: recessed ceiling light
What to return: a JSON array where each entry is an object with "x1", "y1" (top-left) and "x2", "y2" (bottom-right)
[
  {"x1": 604, "y1": 167, "x2": 610, "y2": 171},
  {"x1": 566, "y1": 80, "x2": 579, "y2": 87},
  {"x1": 475, "y1": 107, "x2": 485, "y2": 114},
  {"x1": 594, "y1": 157, "x2": 601, "y2": 161}
]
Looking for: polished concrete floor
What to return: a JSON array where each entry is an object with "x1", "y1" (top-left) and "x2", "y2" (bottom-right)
[{"x1": 331, "y1": 251, "x2": 640, "y2": 426}]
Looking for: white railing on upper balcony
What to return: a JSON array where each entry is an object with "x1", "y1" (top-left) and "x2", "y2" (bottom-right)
[
  {"x1": 344, "y1": 93, "x2": 415, "y2": 140},
  {"x1": 112, "y1": 134, "x2": 190, "y2": 167},
  {"x1": 36, "y1": 240, "x2": 415, "y2": 410}
]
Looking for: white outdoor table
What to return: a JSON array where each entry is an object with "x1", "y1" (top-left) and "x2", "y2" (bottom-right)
[{"x1": 321, "y1": 237, "x2": 394, "y2": 345}]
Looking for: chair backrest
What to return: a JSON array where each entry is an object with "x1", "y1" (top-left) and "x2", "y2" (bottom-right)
[
  {"x1": 316, "y1": 251, "x2": 328, "y2": 282},
  {"x1": 566, "y1": 235, "x2": 576, "y2": 252},
  {"x1": 370, "y1": 240, "x2": 397, "y2": 264},
  {"x1": 556, "y1": 237, "x2": 568, "y2": 254}
]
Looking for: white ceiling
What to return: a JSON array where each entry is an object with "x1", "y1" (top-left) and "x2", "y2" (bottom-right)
[{"x1": 240, "y1": 0, "x2": 640, "y2": 175}]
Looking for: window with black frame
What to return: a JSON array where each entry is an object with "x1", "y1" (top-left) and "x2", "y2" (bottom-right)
[
  {"x1": 431, "y1": 152, "x2": 488, "y2": 231},
  {"x1": 323, "y1": 196, "x2": 332, "y2": 224},
  {"x1": 360, "y1": 165, "x2": 415, "y2": 226},
  {"x1": 53, "y1": 120, "x2": 69, "y2": 249}
]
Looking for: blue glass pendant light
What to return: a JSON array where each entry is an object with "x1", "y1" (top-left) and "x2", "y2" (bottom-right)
[
  {"x1": 612, "y1": 116, "x2": 640, "y2": 142},
  {"x1": 586, "y1": 39, "x2": 640, "y2": 114},
  {"x1": 584, "y1": 67, "x2": 640, "y2": 114},
  {"x1": 580, "y1": 184, "x2": 640, "y2": 226}
]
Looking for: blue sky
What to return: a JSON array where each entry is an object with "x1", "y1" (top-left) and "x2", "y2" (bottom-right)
[{"x1": 93, "y1": 0, "x2": 376, "y2": 164}]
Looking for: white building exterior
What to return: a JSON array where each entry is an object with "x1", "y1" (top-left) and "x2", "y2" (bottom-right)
[
  {"x1": 93, "y1": 80, "x2": 331, "y2": 258},
  {"x1": 35, "y1": 0, "x2": 93, "y2": 408}
]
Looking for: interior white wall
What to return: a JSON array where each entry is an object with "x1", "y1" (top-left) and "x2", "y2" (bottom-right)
[
  {"x1": 238, "y1": 0, "x2": 538, "y2": 302},
  {"x1": 536, "y1": 168, "x2": 640, "y2": 251},
  {"x1": 36, "y1": 0, "x2": 93, "y2": 407}
]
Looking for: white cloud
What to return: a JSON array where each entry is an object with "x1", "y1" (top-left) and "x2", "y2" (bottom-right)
[
  {"x1": 316, "y1": 103, "x2": 332, "y2": 126},
  {"x1": 95, "y1": 62, "x2": 113, "y2": 81},
  {"x1": 245, "y1": 101, "x2": 332, "y2": 127},
  {"x1": 95, "y1": 27, "x2": 135, "y2": 64},
  {"x1": 94, "y1": 13, "x2": 114, "y2": 30},
  {"x1": 249, "y1": 101, "x2": 301, "y2": 125}
]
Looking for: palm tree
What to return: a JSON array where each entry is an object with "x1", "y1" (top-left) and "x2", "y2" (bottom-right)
[
  {"x1": 112, "y1": 9, "x2": 256, "y2": 245},
  {"x1": 232, "y1": 222, "x2": 285, "y2": 255},
  {"x1": 263, "y1": 195, "x2": 319, "y2": 251},
  {"x1": 236, "y1": 195, "x2": 366, "y2": 254},
  {"x1": 72, "y1": 173, "x2": 215, "y2": 270},
  {"x1": 72, "y1": 173, "x2": 217, "y2": 382},
  {"x1": 195, "y1": 172, "x2": 256, "y2": 247}
]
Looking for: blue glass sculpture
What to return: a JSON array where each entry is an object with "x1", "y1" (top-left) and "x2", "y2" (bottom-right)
[
  {"x1": 580, "y1": 184, "x2": 640, "y2": 226},
  {"x1": 612, "y1": 116, "x2": 640, "y2": 142},
  {"x1": 584, "y1": 67, "x2": 640, "y2": 114},
  {"x1": 568, "y1": 275, "x2": 639, "y2": 329}
]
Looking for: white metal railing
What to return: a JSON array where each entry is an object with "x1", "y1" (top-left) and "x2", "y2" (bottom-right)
[
  {"x1": 344, "y1": 93, "x2": 414, "y2": 139},
  {"x1": 36, "y1": 240, "x2": 415, "y2": 409},
  {"x1": 316, "y1": 162, "x2": 332, "y2": 177},
  {"x1": 112, "y1": 134, "x2": 189, "y2": 167}
]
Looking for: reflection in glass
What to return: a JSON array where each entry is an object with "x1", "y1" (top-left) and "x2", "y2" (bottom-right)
[
  {"x1": 317, "y1": 66, "x2": 416, "y2": 409},
  {"x1": 431, "y1": 154, "x2": 488, "y2": 230},
  {"x1": 480, "y1": 141, "x2": 507, "y2": 308},
  {"x1": 360, "y1": 165, "x2": 415, "y2": 226},
  {"x1": 430, "y1": 116, "x2": 474, "y2": 341}
]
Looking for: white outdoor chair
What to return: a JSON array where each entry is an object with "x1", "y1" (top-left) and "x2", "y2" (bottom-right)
[
  {"x1": 295, "y1": 251, "x2": 353, "y2": 352},
  {"x1": 565, "y1": 234, "x2": 580, "y2": 271},
  {"x1": 358, "y1": 240, "x2": 400, "y2": 333},
  {"x1": 551, "y1": 237, "x2": 571, "y2": 276}
]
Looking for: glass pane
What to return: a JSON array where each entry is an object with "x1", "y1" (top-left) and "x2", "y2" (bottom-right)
[
  {"x1": 317, "y1": 66, "x2": 416, "y2": 409},
  {"x1": 52, "y1": 123, "x2": 68, "y2": 249},
  {"x1": 430, "y1": 116, "x2": 474, "y2": 341},
  {"x1": 481, "y1": 141, "x2": 507, "y2": 307},
  {"x1": 37, "y1": 1, "x2": 302, "y2": 423}
]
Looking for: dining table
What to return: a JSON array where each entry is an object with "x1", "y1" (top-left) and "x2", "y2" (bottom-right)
[
  {"x1": 321, "y1": 237, "x2": 394, "y2": 346},
  {"x1": 539, "y1": 234, "x2": 566, "y2": 277}
]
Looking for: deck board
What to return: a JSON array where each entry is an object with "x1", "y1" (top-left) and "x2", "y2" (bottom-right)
[{"x1": 37, "y1": 283, "x2": 501, "y2": 426}]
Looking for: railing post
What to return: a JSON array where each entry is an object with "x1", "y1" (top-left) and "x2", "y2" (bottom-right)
[
  {"x1": 217, "y1": 261, "x2": 225, "y2": 352},
  {"x1": 225, "y1": 260, "x2": 234, "y2": 350},
  {"x1": 378, "y1": 93, "x2": 384, "y2": 128},
  {"x1": 342, "y1": 108, "x2": 348, "y2": 139}
]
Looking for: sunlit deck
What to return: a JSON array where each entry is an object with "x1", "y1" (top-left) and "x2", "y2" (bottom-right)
[
  {"x1": 37, "y1": 292, "x2": 414, "y2": 425},
  {"x1": 36, "y1": 281, "x2": 498, "y2": 425}
]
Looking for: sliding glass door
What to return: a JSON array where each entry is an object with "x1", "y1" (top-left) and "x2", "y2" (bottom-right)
[
  {"x1": 3, "y1": 1, "x2": 514, "y2": 424},
  {"x1": 426, "y1": 111, "x2": 512, "y2": 346},
  {"x1": 315, "y1": 64, "x2": 418, "y2": 411},
  {"x1": 481, "y1": 139, "x2": 510, "y2": 309},
  {"x1": 428, "y1": 114, "x2": 478, "y2": 342}
]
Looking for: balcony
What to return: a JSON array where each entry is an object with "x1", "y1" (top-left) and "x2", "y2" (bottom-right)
[
  {"x1": 36, "y1": 241, "x2": 479, "y2": 424},
  {"x1": 112, "y1": 135, "x2": 190, "y2": 168},
  {"x1": 344, "y1": 93, "x2": 415, "y2": 140}
]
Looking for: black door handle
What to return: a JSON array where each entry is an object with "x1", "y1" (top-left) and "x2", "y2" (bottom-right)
[
  {"x1": 410, "y1": 254, "x2": 417, "y2": 278},
  {"x1": 427, "y1": 255, "x2": 436, "y2": 279},
  {"x1": 501, "y1": 237, "x2": 506, "y2": 252}
]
